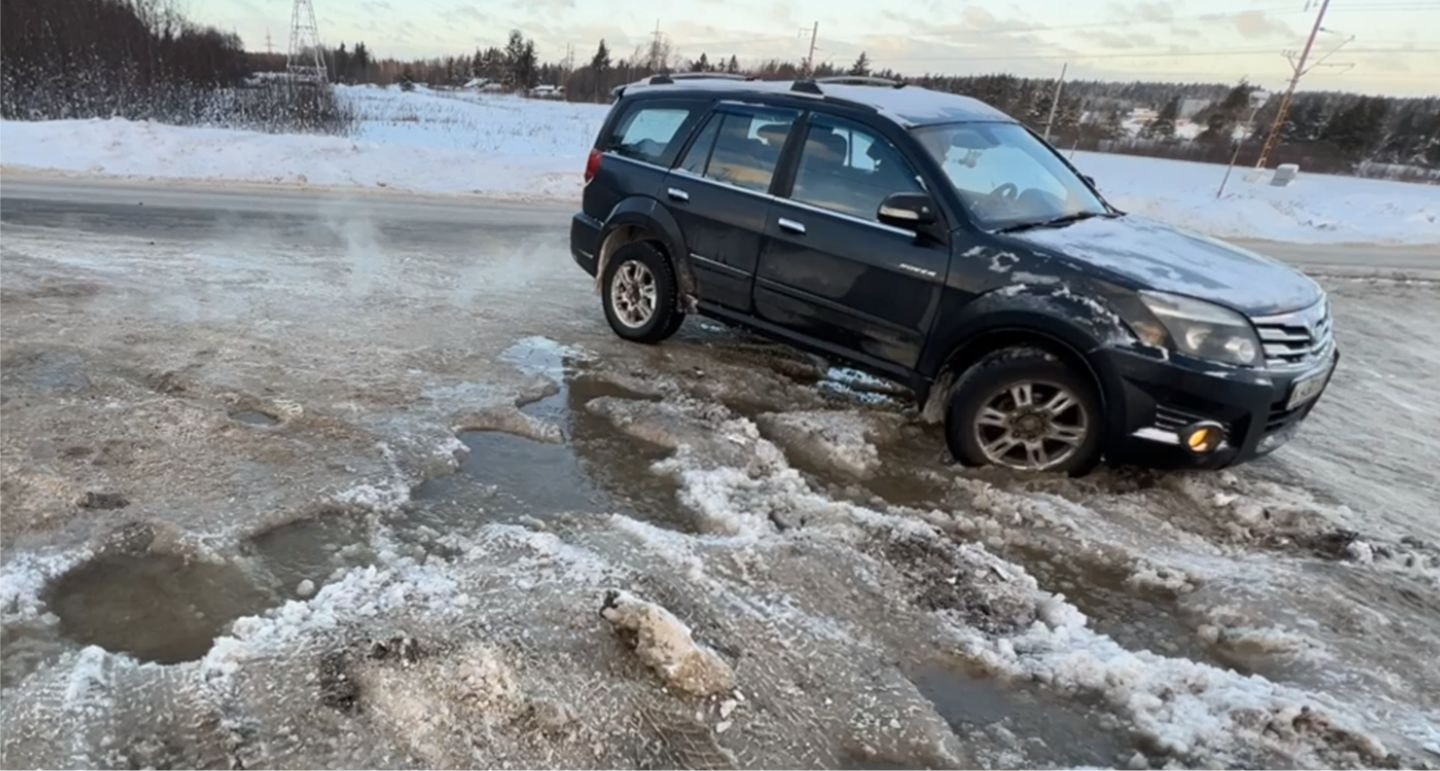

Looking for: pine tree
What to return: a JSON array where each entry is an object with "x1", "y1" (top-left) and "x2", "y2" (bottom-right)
[
  {"x1": 399, "y1": 66, "x2": 414, "y2": 92},
  {"x1": 504, "y1": 30, "x2": 527, "y2": 89},
  {"x1": 591, "y1": 39, "x2": 611, "y2": 72},
  {"x1": 517, "y1": 39, "x2": 538, "y2": 90},
  {"x1": 691, "y1": 52, "x2": 709, "y2": 72},
  {"x1": 1321, "y1": 96, "x2": 1390, "y2": 159},
  {"x1": 725, "y1": 55, "x2": 739, "y2": 74},
  {"x1": 849, "y1": 51, "x2": 870, "y2": 76},
  {"x1": 1098, "y1": 108, "x2": 1126, "y2": 140},
  {"x1": 1143, "y1": 96, "x2": 1180, "y2": 141}
]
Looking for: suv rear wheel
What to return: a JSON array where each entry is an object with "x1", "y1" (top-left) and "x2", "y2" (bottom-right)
[
  {"x1": 945, "y1": 348, "x2": 1102, "y2": 474},
  {"x1": 601, "y1": 243, "x2": 683, "y2": 343}
]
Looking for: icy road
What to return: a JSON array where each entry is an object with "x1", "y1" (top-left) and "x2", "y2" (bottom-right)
[{"x1": 2, "y1": 175, "x2": 1439, "y2": 769}]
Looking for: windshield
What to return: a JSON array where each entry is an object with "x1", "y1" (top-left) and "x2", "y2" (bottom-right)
[{"x1": 912, "y1": 122, "x2": 1108, "y2": 230}]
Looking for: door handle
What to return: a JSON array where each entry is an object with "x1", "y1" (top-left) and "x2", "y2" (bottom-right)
[
  {"x1": 778, "y1": 217, "x2": 806, "y2": 234},
  {"x1": 667, "y1": 187, "x2": 689, "y2": 202}
]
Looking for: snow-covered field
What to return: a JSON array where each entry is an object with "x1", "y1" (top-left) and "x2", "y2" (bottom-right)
[{"x1": 2, "y1": 84, "x2": 1437, "y2": 244}]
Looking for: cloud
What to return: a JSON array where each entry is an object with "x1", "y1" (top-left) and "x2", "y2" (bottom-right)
[
  {"x1": 1230, "y1": 10, "x2": 1294, "y2": 39},
  {"x1": 1089, "y1": 30, "x2": 1157, "y2": 50},
  {"x1": 1109, "y1": 0, "x2": 1175, "y2": 23}
]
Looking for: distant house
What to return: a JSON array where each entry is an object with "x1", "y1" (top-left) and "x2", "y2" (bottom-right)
[
  {"x1": 528, "y1": 84, "x2": 564, "y2": 99},
  {"x1": 464, "y1": 77, "x2": 505, "y2": 92}
]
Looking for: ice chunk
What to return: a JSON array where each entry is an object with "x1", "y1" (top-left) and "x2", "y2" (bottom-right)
[{"x1": 600, "y1": 589, "x2": 734, "y2": 696}]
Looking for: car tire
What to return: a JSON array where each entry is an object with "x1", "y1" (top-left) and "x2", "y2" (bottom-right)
[
  {"x1": 945, "y1": 348, "x2": 1103, "y2": 475},
  {"x1": 601, "y1": 243, "x2": 682, "y2": 343}
]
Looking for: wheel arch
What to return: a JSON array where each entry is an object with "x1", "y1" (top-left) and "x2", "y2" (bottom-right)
[
  {"x1": 596, "y1": 197, "x2": 697, "y2": 308},
  {"x1": 919, "y1": 314, "x2": 1114, "y2": 425}
]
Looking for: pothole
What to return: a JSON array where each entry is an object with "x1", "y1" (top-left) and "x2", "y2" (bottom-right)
[
  {"x1": 45, "y1": 552, "x2": 271, "y2": 664},
  {"x1": 411, "y1": 342, "x2": 685, "y2": 533},
  {"x1": 1007, "y1": 544, "x2": 1231, "y2": 672},
  {"x1": 229, "y1": 408, "x2": 279, "y2": 427},
  {"x1": 909, "y1": 658, "x2": 1137, "y2": 767},
  {"x1": 243, "y1": 512, "x2": 377, "y2": 599}
]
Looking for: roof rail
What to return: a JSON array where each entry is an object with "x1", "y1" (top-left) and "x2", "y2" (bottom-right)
[
  {"x1": 648, "y1": 73, "x2": 752, "y2": 85},
  {"x1": 816, "y1": 75, "x2": 904, "y2": 88}
]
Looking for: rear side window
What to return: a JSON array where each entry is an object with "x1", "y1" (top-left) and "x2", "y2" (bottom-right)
[
  {"x1": 791, "y1": 114, "x2": 925, "y2": 221},
  {"x1": 608, "y1": 105, "x2": 697, "y2": 166},
  {"x1": 679, "y1": 108, "x2": 797, "y2": 193}
]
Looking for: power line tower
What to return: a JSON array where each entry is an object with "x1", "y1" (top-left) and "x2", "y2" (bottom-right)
[{"x1": 287, "y1": 0, "x2": 327, "y2": 84}]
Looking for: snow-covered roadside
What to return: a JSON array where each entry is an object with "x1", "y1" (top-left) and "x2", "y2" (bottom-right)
[
  {"x1": 2, "y1": 83, "x2": 1435, "y2": 244},
  {"x1": 1068, "y1": 150, "x2": 1440, "y2": 245}
]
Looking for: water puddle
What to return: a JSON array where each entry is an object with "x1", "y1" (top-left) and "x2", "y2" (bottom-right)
[
  {"x1": 44, "y1": 552, "x2": 272, "y2": 664},
  {"x1": 229, "y1": 408, "x2": 279, "y2": 427},
  {"x1": 1009, "y1": 544, "x2": 1232, "y2": 672},
  {"x1": 909, "y1": 657, "x2": 1136, "y2": 767},
  {"x1": 411, "y1": 359, "x2": 684, "y2": 532}
]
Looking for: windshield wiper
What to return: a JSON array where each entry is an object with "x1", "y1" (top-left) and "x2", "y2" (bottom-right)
[{"x1": 994, "y1": 210, "x2": 1106, "y2": 234}]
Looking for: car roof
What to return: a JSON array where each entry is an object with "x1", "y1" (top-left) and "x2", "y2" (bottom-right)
[{"x1": 618, "y1": 77, "x2": 1016, "y2": 128}]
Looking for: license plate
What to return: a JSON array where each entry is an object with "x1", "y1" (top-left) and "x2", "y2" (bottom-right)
[{"x1": 1286, "y1": 362, "x2": 1333, "y2": 410}]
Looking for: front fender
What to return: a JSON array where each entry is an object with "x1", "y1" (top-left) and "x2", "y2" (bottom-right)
[
  {"x1": 918, "y1": 283, "x2": 1139, "y2": 408},
  {"x1": 599, "y1": 197, "x2": 698, "y2": 299}
]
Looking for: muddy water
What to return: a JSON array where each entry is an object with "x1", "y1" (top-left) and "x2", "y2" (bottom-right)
[{"x1": 45, "y1": 553, "x2": 271, "y2": 664}]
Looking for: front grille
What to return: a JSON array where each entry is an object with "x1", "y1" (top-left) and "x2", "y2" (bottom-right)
[{"x1": 1253, "y1": 298, "x2": 1334, "y2": 369}]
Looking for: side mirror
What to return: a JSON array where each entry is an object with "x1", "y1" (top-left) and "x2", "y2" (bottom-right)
[{"x1": 877, "y1": 192, "x2": 937, "y2": 229}]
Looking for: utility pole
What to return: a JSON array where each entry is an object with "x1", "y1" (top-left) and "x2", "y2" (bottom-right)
[
  {"x1": 1042, "y1": 62, "x2": 1068, "y2": 141},
  {"x1": 1254, "y1": 0, "x2": 1343, "y2": 169},
  {"x1": 649, "y1": 20, "x2": 664, "y2": 72},
  {"x1": 804, "y1": 22, "x2": 818, "y2": 77}
]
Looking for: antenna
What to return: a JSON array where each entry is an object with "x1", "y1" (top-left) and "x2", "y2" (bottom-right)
[{"x1": 287, "y1": 0, "x2": 327, "y2": 84}]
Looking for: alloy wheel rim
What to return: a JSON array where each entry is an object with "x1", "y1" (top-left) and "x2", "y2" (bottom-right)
[
  {"x1": 972, "y1": 380, "x2": 1088, "y2": 470},
  {"x1": 611, "y1": 260, "x2": 657, "y2": 328}
]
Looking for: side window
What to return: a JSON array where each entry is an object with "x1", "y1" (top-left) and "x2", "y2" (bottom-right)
[
  {"x1": 791, "y1": 115, "x2": 925, "y2": 221},
  {"x1": 684, "y1": 109, "x2": 796, "y2": 193},
  {"x1": 679, "y1": 114, "x2": 721, "y2": 175},
  {"x1": 609, "y1": 105, "x2": 697, "y2": 165}
]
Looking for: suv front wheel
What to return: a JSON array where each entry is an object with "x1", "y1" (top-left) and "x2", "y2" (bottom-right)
[
  {"x1": 945, "y1": 348, "x2": 1102, "y2": 475},
  {"x1": 601, "y1": 243, "x2": 683, "y2": 343}
]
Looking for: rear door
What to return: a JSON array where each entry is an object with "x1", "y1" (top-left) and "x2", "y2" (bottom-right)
[
  {"x1": 754, "y1": 112, "x2": 950, "y2": 370},
  {"x1": 590, "y1": 98, "x2": 709, "y2": 219},
  {"x1": 663, "y1": 105, "x2": 799, "y2": 312}
]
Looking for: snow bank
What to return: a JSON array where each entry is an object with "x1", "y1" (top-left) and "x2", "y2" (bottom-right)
[
  {"x1": 2, "y1": 85, "x2": 1434, "y2": 244},
  {"x1": 1070, "y1": 150, "x2": 1439, "y2": 245},
  {"x1": 0, "y1": 86, "x2": 606, "y2": 200}
]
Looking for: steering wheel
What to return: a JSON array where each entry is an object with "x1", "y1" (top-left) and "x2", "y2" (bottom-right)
[{"x1": 991, "y1": 182, "x2": 1019, "y2": 200}]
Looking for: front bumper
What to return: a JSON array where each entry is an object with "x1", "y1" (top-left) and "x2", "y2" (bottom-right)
[{"x1": 1095, "y1": 344, "x2": 1338, "y2": 468}]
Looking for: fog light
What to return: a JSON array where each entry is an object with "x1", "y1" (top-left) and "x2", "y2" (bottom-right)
[{"x1": 1181, "y1": 421, "x2": 1226, "y2": 454}]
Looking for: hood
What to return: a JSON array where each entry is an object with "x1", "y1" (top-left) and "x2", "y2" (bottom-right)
[{"x1": 1002, "y1": 215, "x2": 1322, "y2": 316}]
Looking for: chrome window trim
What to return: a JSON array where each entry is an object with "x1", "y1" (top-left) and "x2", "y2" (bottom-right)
[
  {"x1": 602, "y1": 152, "x2": 671, "y2": 173},
  {"x1": 772, "y1": 197, "x2": 917, "y2": 238},
  {"x1": 670, "y1": 167, "x2": 778, "y2": 202}
]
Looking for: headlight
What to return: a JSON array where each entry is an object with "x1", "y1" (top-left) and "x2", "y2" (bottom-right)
[{"x1": 1136, "y1": 290, "x2": 1262, "y2": 367}]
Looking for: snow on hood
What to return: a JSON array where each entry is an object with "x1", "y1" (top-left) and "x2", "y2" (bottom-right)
[{"x1": 1004, "y1": 215, "x2": 1323, "y2": 316}]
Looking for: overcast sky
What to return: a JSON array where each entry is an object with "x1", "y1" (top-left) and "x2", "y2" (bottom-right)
[{"x1": 195, "y1": 0, "x2": 1439, "y2": 96}]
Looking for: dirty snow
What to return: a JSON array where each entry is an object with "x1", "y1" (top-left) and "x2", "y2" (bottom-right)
[{"x1": 4, "y1": 168, "x2": 1440, "y2": 767}]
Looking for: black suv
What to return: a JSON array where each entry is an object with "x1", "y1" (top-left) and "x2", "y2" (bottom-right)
[{"x1": 570, "y1": 74, "x2": 1337, "y2": 473}]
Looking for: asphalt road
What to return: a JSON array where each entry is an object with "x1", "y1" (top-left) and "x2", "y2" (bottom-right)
[{"x1": 2, "y1": 175, "x2": 1435, "y2": 277}]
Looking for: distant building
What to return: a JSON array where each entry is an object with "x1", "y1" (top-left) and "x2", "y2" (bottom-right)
[{"x1": 464, "y1": 77, "x2": 505, "y2": 92}]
